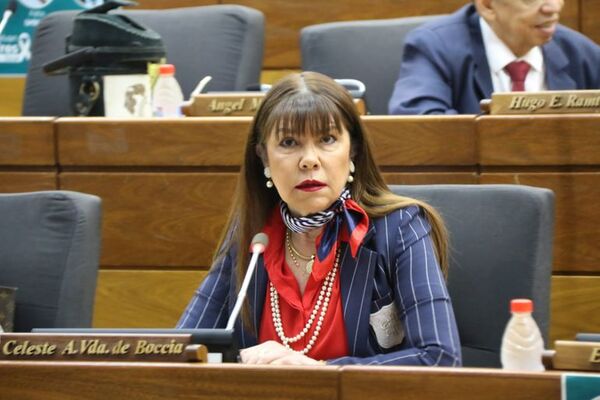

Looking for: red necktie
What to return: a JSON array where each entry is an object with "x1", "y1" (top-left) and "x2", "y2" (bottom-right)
[{"x1": 504, "y1": 61, "x2": 531, "y2": 92}]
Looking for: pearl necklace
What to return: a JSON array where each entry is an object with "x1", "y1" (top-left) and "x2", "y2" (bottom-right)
[{"x1": 270, "y1": 247, "x2": 341, "y2": 355}]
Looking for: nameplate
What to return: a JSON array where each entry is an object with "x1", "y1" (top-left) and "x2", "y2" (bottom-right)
[
  {"x1": 182, "y1": 92, "x2": 367, "y2": 116},
  {"x1": 0, "y1": 333, "x2": 207, "y2": 362},
  {"x1": 182, "y1": 93, "x2": 264, "y2": 116},
  {"x1": 553, "y1": 340, "x2": 600, "y2": 371},
  {"x1": 490, "y1": 90, "x2": 600, "y2": 114}
]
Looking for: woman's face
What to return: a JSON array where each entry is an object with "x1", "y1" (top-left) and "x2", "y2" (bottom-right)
[{"x1": 263, "y1": 123, "x2": 352, "y2": 216}]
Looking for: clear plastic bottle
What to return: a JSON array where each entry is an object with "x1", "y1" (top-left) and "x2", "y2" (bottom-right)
[
  {"x1": 152, "y1": 64, "x2": 184, "y2": 117},
  {"x1": 500, "y1": 298, "x2": 545, "y2": 371}
]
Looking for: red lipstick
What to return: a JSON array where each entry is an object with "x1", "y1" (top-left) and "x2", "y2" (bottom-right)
[{"x1": 295, "y1": 179, "x2": 326, "y2": 192}]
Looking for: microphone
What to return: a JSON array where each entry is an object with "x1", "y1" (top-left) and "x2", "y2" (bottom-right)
[
  {"x1": 225, "y1": 233, "x2": 269, "y2": 330},
  {"x1": 0, "y1": 0, "x2": 17, "y2": 36}
]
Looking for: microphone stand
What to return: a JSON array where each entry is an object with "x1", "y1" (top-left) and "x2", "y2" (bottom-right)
[{"x1": 226, "y1": 233, "x2": 269, "y2": 330}]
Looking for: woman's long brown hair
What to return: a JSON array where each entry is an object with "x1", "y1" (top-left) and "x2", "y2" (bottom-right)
[{"x1": 212, "y1": 72, "x2": 448, "y2": 332}]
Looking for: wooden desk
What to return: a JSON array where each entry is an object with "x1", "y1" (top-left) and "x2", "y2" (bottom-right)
[
  {"x1": 0, "y1": 362, "x2": 567, "y2": 400},
  {"x1": 0, "y1": 117, "x2": 56, "y2": 192},
  {"x1": 341, "y1": 366, "x2": 563, "y2": 400}
]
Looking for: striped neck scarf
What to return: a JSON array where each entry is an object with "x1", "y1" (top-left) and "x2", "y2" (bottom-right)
[{"x1": 279, "y1": 187, "x2": 369, "y2": 261}]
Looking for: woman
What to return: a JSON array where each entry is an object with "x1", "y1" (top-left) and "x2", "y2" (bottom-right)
[{"x1": 178, "y1": 72, "x2": 461, "y2": 366}]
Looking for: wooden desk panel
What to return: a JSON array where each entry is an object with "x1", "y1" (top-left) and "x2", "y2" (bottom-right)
[
  {"x1": 365, "y1": 116, "x2": 476, "y2": 167},
  {"x1": 0, "y1": 362, "x2": 569, "y2": 400},
  {"x1": 94, "y1": 270, "x2": 207, "y2": 328},
  {"x1": 0, "y1": 172, "x2": 56, "y2": 193},
  {"x1": 0, "y1": 118, "x2": 55, "y2": 166},
  {"x1": 550, "y1": 276, "x2": 600, "y2": 344},
  {"x1": 478, "y1": 115, "x2": 600, "y2": 166},
  {"x1": 0, "y1": 363, "x2": 339, "y2": 400},
  {"x1": 341, "y1": 366, "x2": 561, "y2": 400},
  {"x1": 57, "y1": 117, "x2": 474, "y2": 168},
  {"x1": 60, "y1": 172, "x2": 238, "y2": 267},
  {"x1": 57, "y1": 118, "x2": 251, "y2": 167},
  {"x1": 480, "y1": 173, "x2": 600, "y2": 273},
  {"x1": 93, "y1": 270, "x2": 600, "y2": 341}
]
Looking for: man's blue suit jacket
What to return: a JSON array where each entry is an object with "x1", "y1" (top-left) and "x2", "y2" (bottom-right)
[
  {"x1": 388, "y1": 4, "x2": 600, "y2": 115},
  {"x1": 178, "y1": 206, "x2": 461, "y2": 366}
]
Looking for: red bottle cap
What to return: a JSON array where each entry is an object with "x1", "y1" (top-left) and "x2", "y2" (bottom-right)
[
  {"x1": 510, "y1": 298, "x2": 533, "y2": 313},
  {"x1": 159, "y1": 64, "x2": 175, "y2": 75}
]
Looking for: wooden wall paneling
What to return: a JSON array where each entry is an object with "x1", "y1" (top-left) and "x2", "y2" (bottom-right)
[
  {"x1": 0, "y1": 172, "x2": 56, "y2": 193},
  {"x1": 60, "y1": 172, "x2": 238, "y2": 267},
  {"x1": 363, "y1": 116, "x2": 477, "y2": 167},
  {"x1": 480, "y1": 173, "x2": 600, "y2": 273},
  {"x1": 478, "y1": 115, "x2": 600, "y2": 166},
  {"x1": 261, "y1": 69, "x2": 300, "y2": 85},
  {"x1": 550, "y1": 275, "x2": 600, "y2": 344},
  {"x1": 0, "y1": 118, "x2": 55, "y2": 166},
  {"x1": 0, "y1": 78, "x2": 26, "y2": 117},
  {"x1": 57, "y1": 118, "x2": 251, "y2": 167},
  {"x1": 558, "y1": 0, "x2": 580, "y2": 31},
  {"x1": 93, "y1": 270, "x2": 208, "y2": 328},
  {"x1": 341, "y1": 366, "x2": 561, "y2": 400},
  {"x1": 581, "y1": 0, "x2": 600, "y2": 44},
  {"x1": 122, "y1": 0, "x2": 581, "y2": 70},
  {"x1": 227, "y1": 0, "x2": 469, "y2": 69},
  {"x1": 0, "y1": 363, "x2": 340, "y2": 400}
]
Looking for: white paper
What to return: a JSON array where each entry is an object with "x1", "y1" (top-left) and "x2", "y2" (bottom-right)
[{"x1": 103, "y1": 74, "x2": 152, "y2": 117}]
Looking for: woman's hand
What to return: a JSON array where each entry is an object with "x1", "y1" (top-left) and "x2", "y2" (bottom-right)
[{"x1": 239, "y1": 341, "x2": 323, "y2": 365}]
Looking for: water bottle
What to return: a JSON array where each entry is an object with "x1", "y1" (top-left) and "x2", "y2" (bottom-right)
[
  {"x1": 500, "y1": 298, "x2": 545, "y2": 371},
  {"x1": 152, "y1": 64, "x2": 184, "y2": 117}
]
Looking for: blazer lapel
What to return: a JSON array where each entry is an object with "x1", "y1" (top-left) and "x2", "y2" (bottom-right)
[
  {"x1": 543, "y1": 41, "x2": 575, "y2": 90},
  {"x1": 340, "y1": 225, "x2": 378, "y2": 356}
]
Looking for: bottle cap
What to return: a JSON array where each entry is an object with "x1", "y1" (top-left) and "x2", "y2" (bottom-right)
[
  {"x1": 159, "y1": 64, "x2": 176, "y2": 75},
  {"x1": 510, "y1": 298, "x2": 533, "y2": 313}
]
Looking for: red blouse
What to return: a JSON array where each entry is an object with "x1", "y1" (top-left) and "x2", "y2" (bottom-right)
[{"x1": 258, "y1": 208, "x2": 349, "y2": 361}]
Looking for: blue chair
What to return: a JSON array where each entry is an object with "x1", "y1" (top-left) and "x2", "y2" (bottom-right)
[
  {"x1": 389, "y1": 184, "x2": 554, "y2": 367},
  {"x1": 301, "y1": 15, "x2": 442, "y2": 115},
  {"x1": 0, "y1": 191, "x2": 102, "y2": 331}
]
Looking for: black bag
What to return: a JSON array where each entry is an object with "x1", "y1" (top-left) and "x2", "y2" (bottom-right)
[{"x1": 43, "y1": 0, "x2": 165, "y2": 116}]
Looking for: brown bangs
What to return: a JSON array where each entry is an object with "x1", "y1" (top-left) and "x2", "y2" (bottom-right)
[{"x1": 260, "y1": 91, "x2": 344, "y2": 142}]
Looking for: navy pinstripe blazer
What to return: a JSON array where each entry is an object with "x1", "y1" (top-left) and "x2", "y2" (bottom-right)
[{"x1": 178, "y1": 205, "x2": 462, "y2": 366}]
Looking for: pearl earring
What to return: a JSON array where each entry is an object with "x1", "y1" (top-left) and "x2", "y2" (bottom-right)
[
  {"x1": 264, "y1": 167, "x2": 274, "y2": 188},
  {"x1": 347, "y1": 161, "x2": 355, "y2": 183}
]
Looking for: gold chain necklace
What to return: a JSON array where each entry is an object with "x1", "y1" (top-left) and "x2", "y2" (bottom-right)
[{"x1": 286, "y1": 230, "x2": 315, "y2": 274}]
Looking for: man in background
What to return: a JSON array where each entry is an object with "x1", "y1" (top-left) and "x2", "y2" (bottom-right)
[{"x1": 388, "y1": 0, "x2": 600, "y2": 115}]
